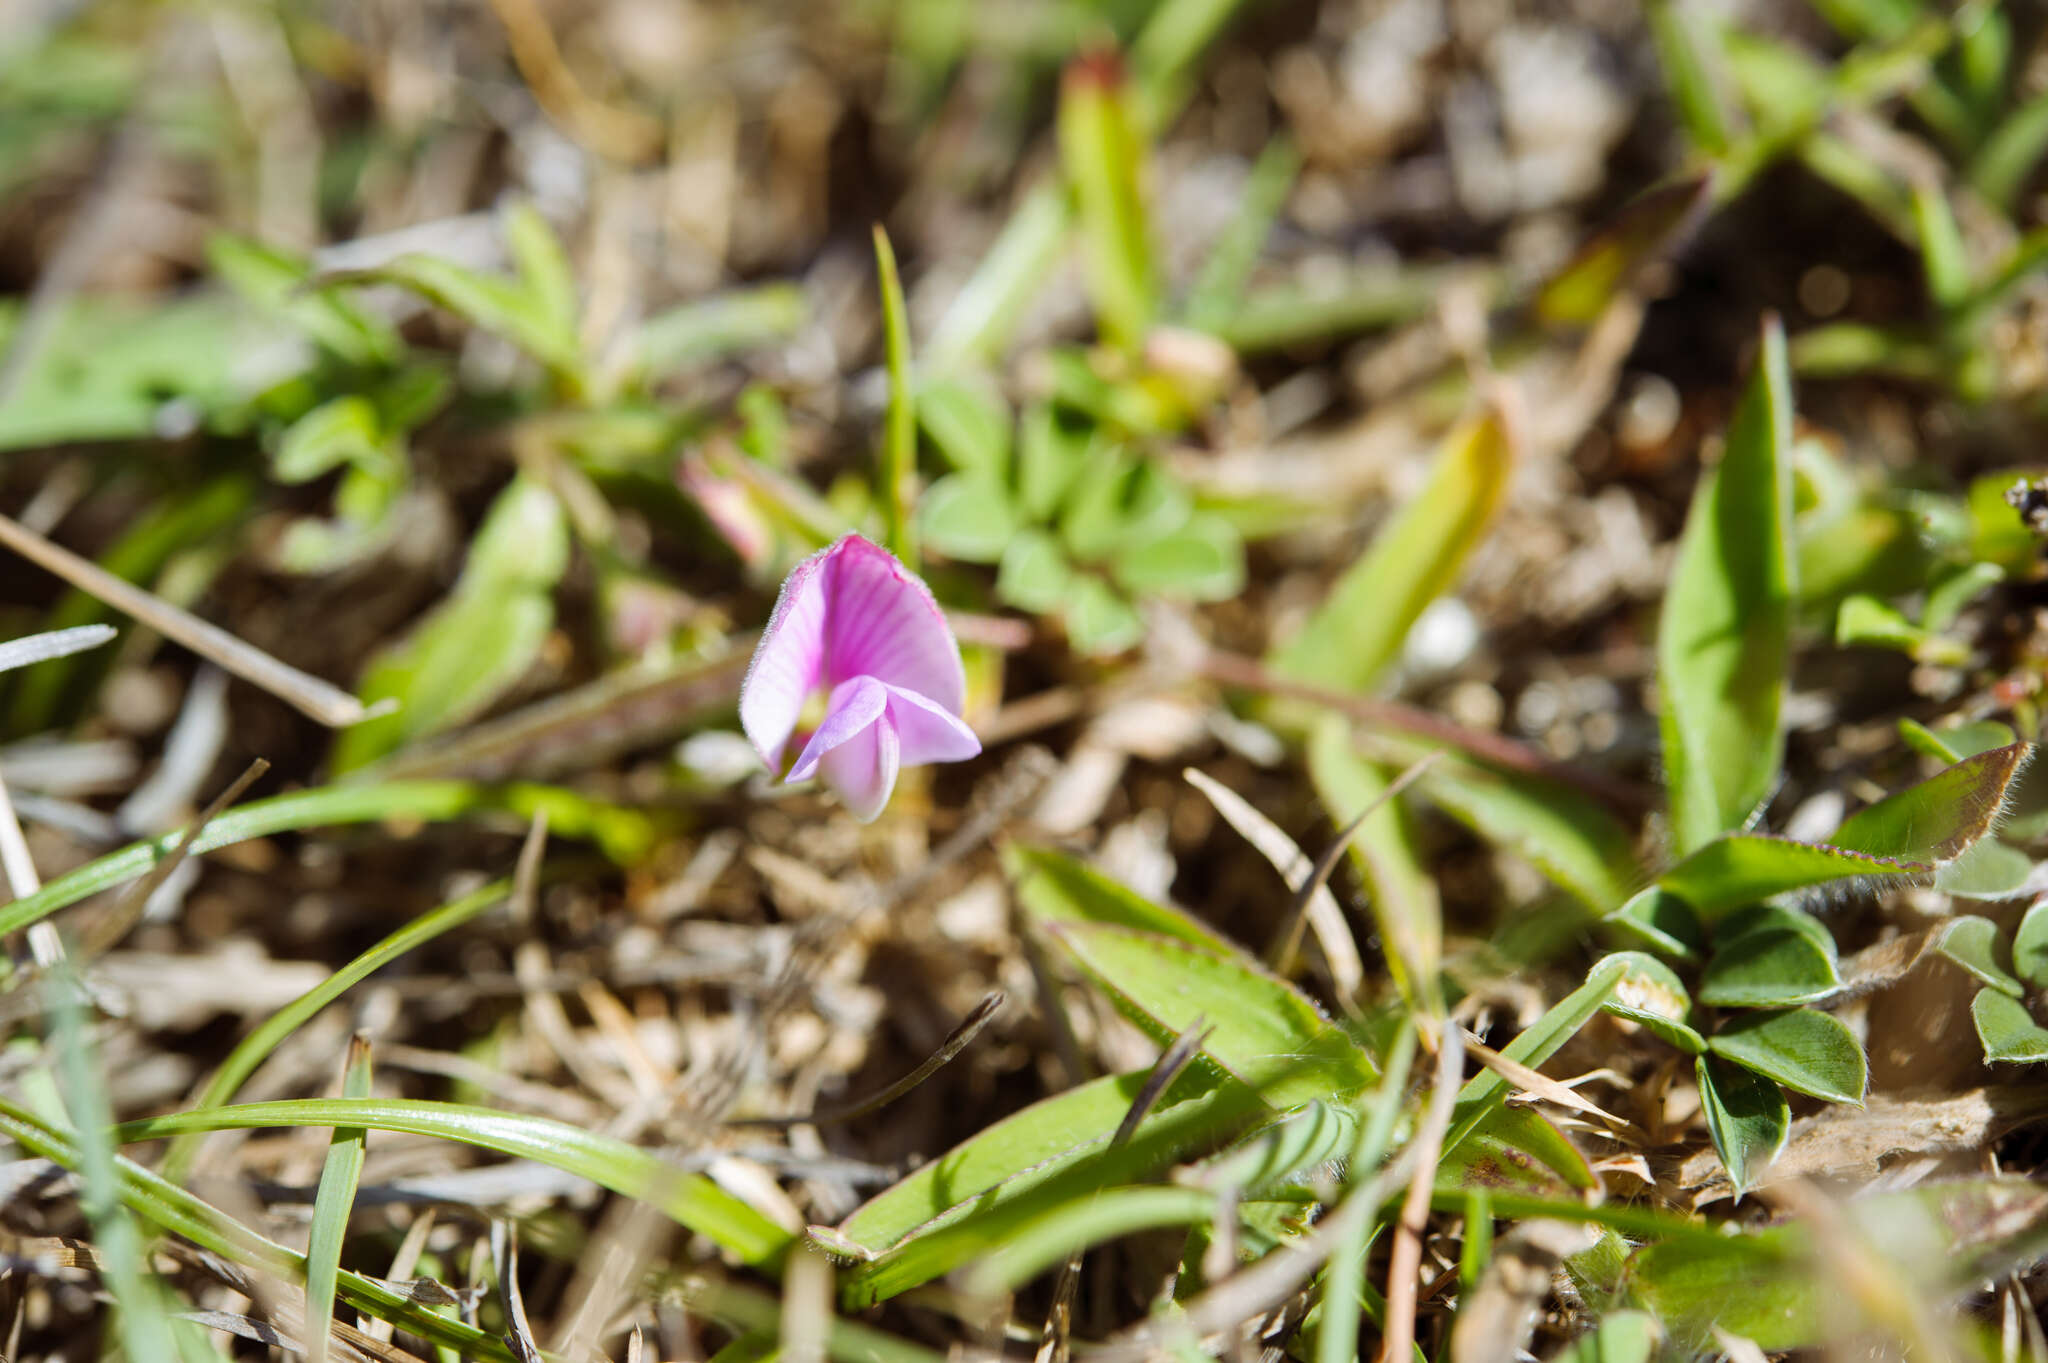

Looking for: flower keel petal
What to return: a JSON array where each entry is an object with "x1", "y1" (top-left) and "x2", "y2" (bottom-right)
[
  {"x1": 819, "y1": 710, "x2": 901, "y2": 822},
  {"x1": 786, "y1": 676, "x2": 889, "y2": 783}
]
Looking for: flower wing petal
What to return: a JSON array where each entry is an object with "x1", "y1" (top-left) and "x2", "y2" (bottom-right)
[
  {"x1": 785, "y1": 676, "x2": 890, "y2": 783},
  {"x1": 819, "y1": 708, "x2": 901, "y2": 823},
  {"x1": 740, "y1": 544, "x2": 831, "y2": 768},
  {"x1": 883, "y1": 683, "x2": 983, "y2": 767},
  {"x1": 821, "y1": 534, "x2": 965, "y2": 713}
]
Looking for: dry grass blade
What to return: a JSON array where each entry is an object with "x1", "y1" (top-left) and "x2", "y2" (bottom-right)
[
  {"x1": 0, "y1": 512, "x2": 376, "y2": 727},
  {"x1": 1462, "y1": 1033, "x2": 1628, "y2": 1127},
  {"x1": 1266, "y1": 752, "x2": 1441, "y2": 977},
  {"x1": 1184, "y1": 768, "x2": 1365, "y2": 1004},
  {"x1": 734, "y1": 991, "x2": 1006, "y2": 1128},
  {"x1": 1378, "y1": 1018, "x2": 1463, "y2": 1363},
  {"x1": 491, "y1": 1220, "x2": 545, "y2": 1363},
  {"x1": 0, "y1": 624, "x2": 117, "y2": 674}
]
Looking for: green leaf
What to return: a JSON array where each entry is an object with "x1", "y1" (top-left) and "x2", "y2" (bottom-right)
[
  {"x1": 995, "y1": 529, "x2": 1078, "y2": 613},
  {"x1": 1898, "y1": 717, "x2": 2016, "y2": 763},
  {"x1": 1972, "y1": 989, "x2": 2048, "y2": 1063},
  {"x1": 1831, "y1": 742, "x2": 2031, "y2": 863},
  {"x1": 322, "y1": 248, "x2": 582, "y2": 386},
  {"x1": 1696, "y1": 1055, "x2": 1788, "y2": 1196},
  {"x1": 1445, "y1": 955, "x2": 1630, "y2": 1155},
  {"x1": 2012, "y1": 898, "x2": 2048, "y2": 988},
  {"x1": 1059, "y1": 50, "x2": 1156, "y2": 352},
  {"x1": 1936, "y1": 915, "x2": 2024, "y2": 996},
  {"x1": 1110, "y1": 513, "x2": 1245, "y2": 600},
  {"x1": 1630, "y1": 1228, "x2": 1810, "y2": 1349},
  {"x1": 1305, "y1": 716, "x2": 1442, "y2": 1012},
  {"x1": 115, "y1": 1099, "x2": 792, "y2": 1266},
  {"x1": 927, "y1": 184, "x2": 1069, "y2": 369},
  {"x1": 1039, "y1": 921, "x2": 1377, "y2": 1109},
  {"x1": 1602, "y1": 951, "x2": 1707, "y2": 1054},
  {"x1": 504, "y1": 203, "x2": 577, "y2": 341},
  {"x1": 918, "y1": 472, "x2": 1019, "y2": 563},
  {"x1": 1647, "y1": 1, "x2": 1732, "y2": 154},
  {"x1": 1933, "y1": 836, "x2": 2034, "y2": 900},
  {"x1": 631, "y1": 283, "x2": 807, "y2": 376},
  {"x1": 1439, "y1": 1105, "x2": 1599, "y2": 1198},
  {"x1": 1603, "y1": 886, "x2": 1705, "y2": 959},
  {"x1": 1060, "y1": 453, "x2": 1191, "y2": 562},
  {"x1": 1016, "y1": 404, "x2": 1095, "y2": 520},
  {"x1": 834, "y1": 1067, "x2": 1214, "y2": 1256},
  {"x1": 273, "y1": 395, "x2": 388, "y2": 484},
  {"x1": 1183, "y1": 136, "x2": 1299, "y2": 333},
  {"x1": 207, "y1": 233, "x2": 400, "y2": 368},
  {"x1": 1835, "y1": 593, "x2": 1927, "y2": 653},
  {"x1": 1655, "y1": 833, "x2": 1922, "y2": 924},
  {"x1": 1005, "y1": 843, "x2": 1234, "y2": 952},
  {"x1": 304, "y1": 1037, "x2": 373, "y2": 1363},
  {"x1": 1699, "y1": 904, "x2": 1840, "y2": 1007},
  {"x1": 873, "y1": 225, "x2": 919, "y2": 565},
  {"x1": 1922, "y1": 560, "x2": 2003, "y2": 633},
  {"x1": 1269, "y1": 411, "x2": 1511, "y2": 694},
  {"x1": 918, "y1": 374, "x2": 1012, "y2": 476},
  {"x1": 1911, "y1": 181, "x2": 1972, "y2": 311},
  {"x1": 1419, "y1": 760, "x2": 1641, "y2": 913},
  {"x1": 332, "y1": 476, "x2": 569, "y2": 769},
  {"x1": 1536, "y1": 176, "x2": 1712, "y2": 329},
  {"x1": 1658, "y1": 316, "x2": 1794, "y2": 853},
  {"x1": 1970, "y1": 91, "x2": 2048, "y2": 211},
  {"x1": 1062, "y1": 576, "x2": 1145, "y2": 654},
  {"x1": 1707, "y1": 1008, "x2": 1866, "y2": 1104},
  {"x1": 1552, "y1": 1312, "x2": 1660, "y2": 1363}
]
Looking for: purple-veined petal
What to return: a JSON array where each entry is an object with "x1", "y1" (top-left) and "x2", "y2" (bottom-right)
[
  {"x1": 820, "y1": 535, "x2": 965, "y2": 712},
  {"x1": 740, "y1": 545, "x2": 831, "y2": 768},
  {"x1": 785, "y1": 675, "x2": 889, "y2": 783},
  {"x1": 883, "y1": 683, "x2": 983, "y2": 767},
  {"x1": 819, "y1": 707, "x2": 901, "y2": 822}
]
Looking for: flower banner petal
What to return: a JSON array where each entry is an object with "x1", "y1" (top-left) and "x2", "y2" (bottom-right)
[
  {"x1": 821, "y1": 535, "x2": 965, "y2": 713},
  {"x1": 741, "y1": 547, "x2": 832, "y2": 768}
]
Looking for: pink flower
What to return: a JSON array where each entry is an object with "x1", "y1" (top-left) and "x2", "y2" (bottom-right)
[{"x1": 741, "y1": 534, "x2": 982, "y2": 821}]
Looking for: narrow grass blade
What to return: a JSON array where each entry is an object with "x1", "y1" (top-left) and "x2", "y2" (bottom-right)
[
  {"x1": 1647, "y1": 0, "x2": 1733, "y2": 154},
  {"x1": 873, "y1": 226, "x2": 918, "y2": 566},
  {"x1": 304, "y1": 1035, "x2": 373, "y2": 1363},
  {"x1": 1183, "y1": 137, "x2": 1298, "y2": 334},
  {"x1": 163, "y1": 877, "x2": 509, "y2": 1180},
  {"x1": 0, "y1": 1096, "x2": 514, "y2": 1361},
  {"x1": 1059, "y1": 50, "x2": 1156, "y2": 353},
  {"x1": 47, "y1": 970, "x2": 184, "y2": 1362},
  {"x1": 118, "y1": 1099, "x2": 794, "y2": 1265}
]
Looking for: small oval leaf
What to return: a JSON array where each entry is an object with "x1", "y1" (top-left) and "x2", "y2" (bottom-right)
[
  {"x1": 1696, "y1": 1055, "x2": 1789, "y2": 1196},
  {"x1": 1707, "y1": 1008, "x2": 1867, "y2": 1104},
  {"x1": 1972, "y1": 988, "x2": 2048, "y2": 1064}
]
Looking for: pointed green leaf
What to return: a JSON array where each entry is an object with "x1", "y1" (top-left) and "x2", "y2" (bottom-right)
[
  {"x1": 2012, "y1": 898, "x2": 2048, "y2": 988},
  {"x1": 1832, "y1": 742, "x2": 2031, "y2": 863},
  {"x1": 1269, "y1": 410, "x2": 1511, "y2": 694},
  {"x1": 1696, "y1": 1055, "x2": 1788, "y2": 1195},
  {"x1": 1553, "y1": 1312, "x2": 1660, "y2": 1363},
  {"x1": 1911, "y1": 182, "x2": 1971, "y2": 311},
  {"x1": 503, "y1": 204, "x2": 577, "y2": 341},
  {"x1": 1646, "y1": 0, "x2": 1732, "y2": 154},
  {"x1": 873, "y1": 226, "x2": 918, "y2": 565},
  {"x1": 1039, "y1": 921, "x2": 1377, "y2": 1108},
  {"x1": 995, "y1": 529, "x2": 1077, "y2": 613},
  {"x1": 1973, "y1": 989, "x2": 2048, "y2": 1063},
  {"x1": 1699, "y1": 906, "x2": 1840, "y2": 1007},
  {"x1": 304, "y1": 1037, "x2": 374, "y2": 1363},
  {"x1": 1657, "y1": 833, "x2": 1922, "y2": 923},
  {"x1": 1937, "y1": 916, "x2": 2023, "y2": 996},
  {"x1": 1708, "y1": 1008, "x2": 1866, "y2": 1103},
  {"x1": 917, "y1": 472, "x2": 1019, "y2": 563},
  {"x1": 1420, "y1": 760, "x2": 1642, "y2": 914},
  {"x1": 918, "y1": 375, "x2": 1012, "y2": 476},
  {"x1": 1005, "y1": 843, "x2": 1232, "y2": 952},
  {"x1": 322, "y1": 250, "x2": 581, "y2": 384},
  {"x1": 1016, "y1": 404, "x2": 1094, "y2": 520},
  {"x1": 1659, "y1": 316, "x2": 1794, "y2": 853},
  {"x1": 273, "y1": 396, "x2": 387, "y2": 485},
  {"x1": 1059, "y1": 50, "x2": 1155, "y2": 352},
  {"x1": 1110, "y1": 513, "x2": 1245, "y2": 600}
]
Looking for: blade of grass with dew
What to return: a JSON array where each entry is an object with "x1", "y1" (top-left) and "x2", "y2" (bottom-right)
[
  {"x1": 1182, "y1": 136, "x2": 1298, "y2": 334},
  {"x1": 1059, "y1": 49, "x2": 1156, "y2": 354},
  {"x1": 116, "y1": 1099, "x2": 794, "y2": 1266},
  {"x1": 46, "y1": 969, "x2": 189, "y2": 1362},
  {"x1": 0, "y1": 1096, "x2": 515, "y2": 1361},
  {"x1": 0, "y1": 778, "x2": 658, "y2": 944},
  {"x1": 873, "y1": 225, "x2": 918, "y2": 566},
  {"x1": 1268, "y1": 408, "x2": 1513, "y2": 695},
  {"x1": 304, "y1": 1035, "x2": 373, "y2": 1363},
  {"x1": 1658, "y1": 315, "x2": 1794, "y2": 854}
]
